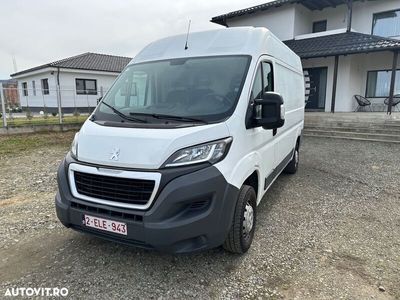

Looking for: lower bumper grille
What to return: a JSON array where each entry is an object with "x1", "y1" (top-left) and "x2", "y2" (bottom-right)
[{"x1": 71, "y1": 201, "x2": 143, "y2": 223}]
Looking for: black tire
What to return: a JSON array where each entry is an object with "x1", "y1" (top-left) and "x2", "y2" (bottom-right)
[
  {"x1": 284, "y1": 146, "x2": 299, "y2": 174},
  {"x1": 223, "y1": 185, "x2": 257, "y2": 254}
]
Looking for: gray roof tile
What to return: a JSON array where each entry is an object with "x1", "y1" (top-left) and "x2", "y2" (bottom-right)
[
  {"x1": 211, "y1": 0, "x2": 369, "y2": 26},
  {"x1": 11, "y1": 52, "x2": 132, "y2": 77},
  {"x1": 284, "y1": 32, "x2": 400, "y2": 58}
]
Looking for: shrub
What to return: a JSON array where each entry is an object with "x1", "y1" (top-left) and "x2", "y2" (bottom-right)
[{"x1": 26, "y1": 109, "x2": 33, "y2": 120}]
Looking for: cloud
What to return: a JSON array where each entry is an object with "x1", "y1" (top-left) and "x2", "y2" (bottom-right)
[{"x1": 0, "y1": 0, "x2": 265, "y2": 78}]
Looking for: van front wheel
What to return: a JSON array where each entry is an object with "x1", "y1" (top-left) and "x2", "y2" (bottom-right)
[
  {"x1": 284, "y1": 147, "x2": 299, "y2": 174},
  {"x1": 223, "y1": 185, "x2": 257, "y2": 254}
]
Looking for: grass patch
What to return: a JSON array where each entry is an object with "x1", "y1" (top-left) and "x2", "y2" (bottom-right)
[
  {"x1": 0, "y1": 131, "x2": 76, "y2": 156},
  {"x1": 0, "y1": 115, "x2": 87, "y2": 127}
]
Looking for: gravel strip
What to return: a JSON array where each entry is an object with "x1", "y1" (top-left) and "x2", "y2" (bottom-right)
[{"x1": 0, "y1": 136, "x2": 399, "y2": 299}]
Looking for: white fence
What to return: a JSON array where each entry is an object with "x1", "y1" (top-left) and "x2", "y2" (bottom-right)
[{"x1": 1, "y1": 86, "x2": 109, "y2": 127}]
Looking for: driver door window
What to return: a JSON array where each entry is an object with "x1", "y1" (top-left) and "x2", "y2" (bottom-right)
[
  {"x1": 250, "y1": 62, "x2": 274, "y2": 101},
  {"x1": 262, "y1": 62, "x2": 274, "y2": 92}
]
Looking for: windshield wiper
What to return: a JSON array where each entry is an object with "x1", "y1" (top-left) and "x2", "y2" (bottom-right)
[
  {"x1": 129, "y1": 113, "x2": 208, "y2": 124},
  {"x1": 101, "y1": 102, "x2": 147, "y2": 123}
]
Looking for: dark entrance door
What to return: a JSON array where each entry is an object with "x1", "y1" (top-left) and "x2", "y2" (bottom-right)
[{"x1": 304, "y1": 67, "x2": 327, "y2": 110}]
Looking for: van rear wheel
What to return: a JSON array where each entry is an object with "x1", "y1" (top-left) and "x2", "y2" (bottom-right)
[{"x1": 223, "y1": 185, "x2": 257, "y2": 254}]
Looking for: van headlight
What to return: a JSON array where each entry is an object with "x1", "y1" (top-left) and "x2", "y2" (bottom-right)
[
  {"x1": 163, "y1": 137, "x2": 233, "y2": 168},
  {"x1": 70, "y1": 132, "x2": 79, "y2": 159}
]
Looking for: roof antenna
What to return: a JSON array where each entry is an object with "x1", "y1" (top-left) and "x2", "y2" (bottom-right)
[{"x1": 184, "y1": 20, "x2": 191, "y2": 50}]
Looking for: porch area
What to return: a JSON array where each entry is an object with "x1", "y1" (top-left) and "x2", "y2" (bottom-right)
[
  {"x1": 285, "y1": 31, "x2": 400, "y2": 114},
  {"x1": 304, "y1": 112, "x2": 400, "y2": 143}
]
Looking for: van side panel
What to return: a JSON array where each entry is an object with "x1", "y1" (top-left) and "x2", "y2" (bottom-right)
[{"x1": 273, "y1": 61, "x2": 305, "y2": 166}]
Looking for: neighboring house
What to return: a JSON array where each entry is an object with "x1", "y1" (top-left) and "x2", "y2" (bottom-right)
[
  {"x1": 10, "y1": 53, "x2": 132, "y2": 112},
  {"x1": 211, "y1": 0, "x2": 400, "y2": 113},
  {"x1": 0, "y1": 79, "x2": 19, "y2": 108}
]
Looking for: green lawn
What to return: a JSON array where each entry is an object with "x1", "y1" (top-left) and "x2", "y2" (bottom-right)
[
  {"x1": 0, "y1": 131, "x2": 76, "y2": 156},
  {"x1": 0, "y1": 115, "x2": 87, "y2": 127}
]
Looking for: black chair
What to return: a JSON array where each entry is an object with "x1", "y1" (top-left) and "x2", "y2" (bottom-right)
[
  {"x1": 384, "y1": 94, "x2": 400, "y2": 112},
  {"x1": 354, "y1": 95, "x2": 372, "y2": 112}
]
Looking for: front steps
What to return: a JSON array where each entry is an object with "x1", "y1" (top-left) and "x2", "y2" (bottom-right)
[{"x1": 304, "y1": 113, "x2": 400, "y2": 143}]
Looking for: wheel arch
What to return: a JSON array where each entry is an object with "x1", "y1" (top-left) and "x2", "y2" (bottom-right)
[{"x1": 243, "y1": 171, "x2": 259, "y2": 202}]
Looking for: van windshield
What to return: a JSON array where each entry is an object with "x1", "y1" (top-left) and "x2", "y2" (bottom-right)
[{"x1": 95, "y1": 55, "x2": 251, "y2": 125}]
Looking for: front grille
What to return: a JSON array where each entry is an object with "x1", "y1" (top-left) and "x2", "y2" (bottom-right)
[{"x1": 74, "y1": 171, "x2": 155, "y2": 205}]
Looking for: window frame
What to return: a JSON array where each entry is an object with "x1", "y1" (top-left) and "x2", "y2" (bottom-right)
[
  {"x1": 32, "y1": 80, "x2": 36, "y2": 96},
  {"x1": 41, "y1": 78, "x2": 49, "y2": 95},
  {"x1": 250, "y1": 60, "x2": 274, "y2": 100},
  {"x1": 372, "y1": 8, "x2": 400, "y2": 38},
  {"x1": 75, "y1": 78, "x2": 98, "y2": 95},
  {"x1": 261, "y1": 61, "x2": 274, "y2": 93},
  {"x1": 312, "y1": 20, "x2": 327, "y2": 33},
  {"x1": 365, "y1": 68, "x2": 400, "y2": 98},
  {"x1": 22, "y1": 82, "x2": 28, "y2": 96},
  {"x1": 246, "y1": 59, "x2": 275, "y2": 129}
]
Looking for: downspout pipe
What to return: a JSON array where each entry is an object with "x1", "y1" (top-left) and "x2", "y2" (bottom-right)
[{"x1": 346, "y1": 0, "x2": 353, "y2": 32}]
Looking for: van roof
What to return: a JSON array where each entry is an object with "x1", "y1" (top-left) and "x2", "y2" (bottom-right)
[{"x1": 131, "y1": 27, "x2": 301, "y2": 70}]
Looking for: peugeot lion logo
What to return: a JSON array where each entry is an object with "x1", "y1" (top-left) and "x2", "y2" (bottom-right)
[{"x1": 110, "y1": 147, "x2": 120, "y2": 161}]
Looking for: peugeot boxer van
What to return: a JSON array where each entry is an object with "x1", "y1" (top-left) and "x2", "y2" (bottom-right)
[{"x1": 55, "y1": 27, "x2": 305, "y2": 254}]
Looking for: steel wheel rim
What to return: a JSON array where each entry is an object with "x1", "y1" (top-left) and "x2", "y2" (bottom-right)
[
  {"x1": 243, "y1": 201, "x2": 254, "y2": 239},
  {"x1": 295, "y1": 150, "x2": 299, "y2": 168}
]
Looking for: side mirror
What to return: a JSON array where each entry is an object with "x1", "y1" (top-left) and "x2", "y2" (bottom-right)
[{"x1": 253, "y1": 92, "x2": 285, "y2": 130}]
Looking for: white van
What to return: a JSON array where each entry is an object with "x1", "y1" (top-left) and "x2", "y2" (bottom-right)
[{"x1": 55, "y1": 27, "x2": 304, "y2": 254}]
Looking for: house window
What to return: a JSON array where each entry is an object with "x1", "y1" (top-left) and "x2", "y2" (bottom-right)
[
  {"x1": 32, "y1": 80, "x2": 36, "y2": 96},
  {"x1": 312, "y1": 20, "x2": 327, "y2": 33},
  {"x1": 366, "y1": 70, "x2": 400, "y2": 97},
  {"x1": 372, "y1": 9, "x2": 400, "y2": 38},
  {"x1": 41, "y1": 79, "x2": 49, "y2": 95},
  {"x1": 76, "y1": 79, "x2": 97, "y2": 95},
  {"x1": 22, "y1": 82, "x2": 28, "y2": 96}
]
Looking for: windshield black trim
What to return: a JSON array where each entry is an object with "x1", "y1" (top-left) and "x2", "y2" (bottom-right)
[{"x1": 93, "y1": 120, "x2": 206, "y2": 129}]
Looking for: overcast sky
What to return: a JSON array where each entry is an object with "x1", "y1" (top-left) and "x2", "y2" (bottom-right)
[{"x1": 0, "y1": 0, "x2": 268, "y2": 79}]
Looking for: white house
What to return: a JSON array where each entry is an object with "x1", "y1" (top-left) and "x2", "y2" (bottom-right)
[
  {"x1": 211, "y1": 0, "x2": 400, "y2": 113},
  {"x1": 10, "y1": 53, "x2": 131, "y2": 113}
]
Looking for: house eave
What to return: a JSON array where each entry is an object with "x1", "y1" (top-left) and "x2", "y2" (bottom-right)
[{"x1": 11, "y1": 66, "x2": 122, "y2": 79}]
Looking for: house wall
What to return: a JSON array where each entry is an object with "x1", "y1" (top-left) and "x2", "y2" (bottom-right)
[
  {"x1": 226, "y1": 0, "x2": 400, "y2": 40},
  {"x1": 224, "y1": 0, "x2": 400, "y2": 112},
  {"x1": 227, "y1": 5, "x2": 296, "y2": 41},
  {"x1": 16, "y1": 69, "x2": 118, "y2": 111},
  {"x1": 309, "y1": 0, "x2": 400, "y2": 36},
  {"x1": 302, "y1": 51, "x2": 400, "y2": 112},
  {"x1": 18, "y1": 71, "x2": 57, "y2": 109},
  {"x1": 57, "y1": 70, "x2": 117, "y2": 109},
  {"x1": 293, "y1": 4, "x2": 312, "y2": 37}
]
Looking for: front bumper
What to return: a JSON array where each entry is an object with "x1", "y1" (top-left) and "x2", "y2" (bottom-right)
[{"x1": 55, "y1": 156, "x2": 238, "y2": 253}]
